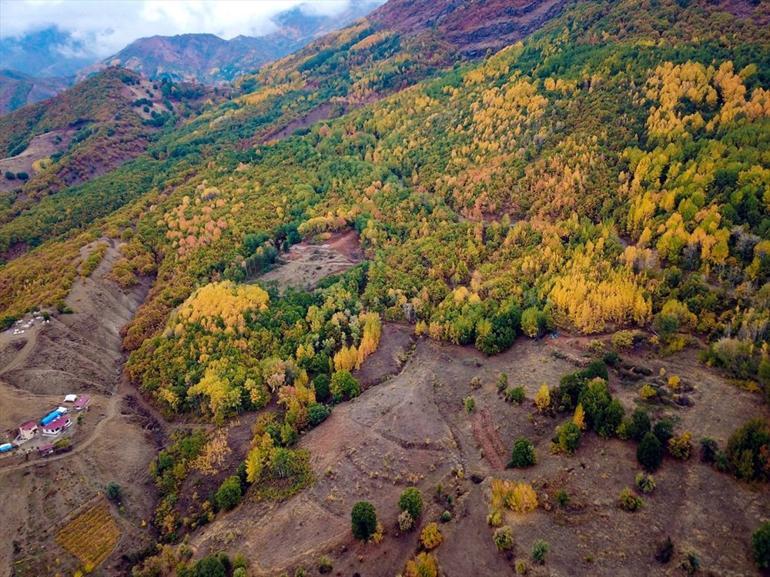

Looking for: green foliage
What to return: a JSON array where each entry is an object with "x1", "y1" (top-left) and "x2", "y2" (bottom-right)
[
  {"x1": 493, "y1": 526, "x2": 515, "y2": 552},
  {"x1": 398, "y1": 487, "x2": 423, "y2": 520},
  {"x1": 307, "y1": 403, "x2": 331, "y2": 427},
  {"x1": 637, "y1": 432, "x2": 664, "y2": 472},
  {"x1": 555, "y1": 421, "x2": 582, "y2": 455},
  {"x1": 509, "y1": 438, "x2": 536, "y2": 468},
  {"x1": 618, "y1": 487, "x2": 644, "y2": 512},
  {"x1": 351, "y1": 501, "x2": 377, "y2": 541},
  {"x1": 215, "y1": 476, "x2": 242, "y2": 511},
  {"x1": 578, "y1": 378, "x2": 624, "y2": 437},
  {"x1": 627, "y1": 409, "x2": 652, "y2": 442},
  {"x1": 531, "y1": 540, "x2": 549, "y2": 564},
  {"x1": 504, "y1": 386, "x2": 526, "y2": 404},
  {"x1": 105, "y1": 482, "x2": 122, "y2": 503},
  {"x1": 753, "y1": 522, "x2": 770, "y2": 569},
  {"x1": 725, "y1": 419, "x2": 770, "y2": 481},
  {"x1": 330, "y1": 370, "x2": 360, "y2": 402},
  {"x1": 313, "y1": 374, "x2": 331, "y2": 402}
]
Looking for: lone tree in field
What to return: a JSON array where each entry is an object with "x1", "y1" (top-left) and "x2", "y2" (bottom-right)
[
  {"x1": 398, "y1": 487, "x2": 423, "y2": 520},
  {"x1": 509, "y1": 437, "x2": 536, "y2": 468},
  {"x1": 637, "y1": 432, "x2": 664, "y2": 472},
  {"x1": 351, "y1": 501, "x2": 377, "y2": 541}
]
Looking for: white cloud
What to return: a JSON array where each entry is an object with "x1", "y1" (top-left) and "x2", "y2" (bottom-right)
[{"x1": 0, "y1": 0, "x2": 374, "y2": 56}]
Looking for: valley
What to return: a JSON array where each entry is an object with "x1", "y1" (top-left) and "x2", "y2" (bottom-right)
[{"x1": 1, "y1": 0, "x2": 770, "y2": 576}]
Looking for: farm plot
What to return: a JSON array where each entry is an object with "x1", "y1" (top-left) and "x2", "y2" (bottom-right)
[{"x1": 56, "y1": 499, "x2": 120, "y2": 570}]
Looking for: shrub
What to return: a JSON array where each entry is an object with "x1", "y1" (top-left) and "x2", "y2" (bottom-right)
[
  {"x1": 105, "y1": 482, "x2": 122, "y2": 503},
  {"x1": 420, "y1": 522, "x2": 443, "y2": 550},
  {"x1": 668, "y1": 432, "x2": 693, "y2": 460},
  {"x1": 572, "y1": 403, "x2": 586, "y2": 430},
  {"x1": 700, "y1": 438, "x2": 719, "y2": 463},
  {"x1": 509, "y1": 438, "x2": 536, "y2": 468},
  {"x1": 313, "y1": 374, "x2": 330, "y2": 402},
  {"x1": 351, "y1": 501, "x2": 377, "y2": 541},
  {"x1": 531, "y1": 540, "x2": 549, "y2": 564},
  {"x1": 653, "y1": 419, "x2": 674, "y2": 444},
  {"x1": 618, "y1": 487, "x2": 644, "y2": 512},
  {"x1": 521, "y1": 307, "x2": 547, "y2": 338},
  {"x1": 725, "y1": 419, "x2": 770, "y2": 481},
  {"x1": 515, "y1": 559, "x2": 528, "y2": 574},
  {"x1": 680, "y1": 551, "x2": 700, "y2": 575},
  {"x1": 318, "y1": 556, "x2": 333, "y2": 574},
  {"x1": 637, "y1": 432, "x2": 664, "y2": 472},
  {"x1": 490, "y1": 480, "x2": 538, "y2": 514},
  {"x1": 330, "y1": 370, "x2": 360, "y2": 402},
  {"x1": 191, "y1": 556, "x2": 227, "y2": 577},
  {"x1": 464, "y1": 396, "x2": 476, "y2": 413},
  {"x1": 639, "y1": 383, "x2": 658, "y2": 400},
  {"x1": 667, "y1": 375, "x2": 681, "y2": 390},
  {"x1": 215, "y1": 475, "x2": 242, "y2": 511},
  {"x1": 655, "y1": 537, "x2": 674, "y2": 564},
  {"x1": 493, "y1": 525, "x2": 514, "y2": 552},
  {"x1": 534, "y1": 384, "x2": 550, "y2": 412},
  {"x1": 635, "y1": 472, "x2": 656, "y2": 494},
  {"x1": 555, "y1": 421, "x2": 582, "y2": 455},
  {"x1": 627, "y1": 409, "x2": 651, "y2": 442},
  {"x1": 579, "y1": 378, "x2": 624, "y2": 437},
  {"x1": 307, "y1": 403, "x2": 331, "y2": 427},
  {"x1": 16, "y1": 171, "x2": 29, "y2": 180},
  {"x1": 440, "y1": 510, "x2": 452, "y2": 523},
  {"x1": 497, "y1": 372, "x2": 509, "y2": 392},
  {"x1": 398, "y1": 510, "x2": 415, "y2": 532},
  {"x1": 4, "y1": 170, "x2": 16, "y2": 180},
  {"x1": 505, "y1": 386, "x2": 526, "y2": 404},
  {"x1": 398, "y1": 487, "x2": 423, "y2": 520},
  {"x1": 753, "y1": 522, "x2": 770, "y2": 569},
  {"x1": 611, "y1": 330, "x2": 635, "y2": 350},
  {"x1": 404, "y1": 552, "x2": 438, "y2": 577}
]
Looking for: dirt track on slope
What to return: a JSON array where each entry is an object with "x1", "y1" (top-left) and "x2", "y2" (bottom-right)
[{"x1": 0, "y1": 239, "x2": 160, "y2": 577}]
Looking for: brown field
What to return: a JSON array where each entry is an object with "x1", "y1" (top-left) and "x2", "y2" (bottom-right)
[
  {"x1": 188, "y1": 332, "x2": 770, "y2": 577},
  {"x1": 259, "y1": 230, "x2": 363, "y2": 292}
]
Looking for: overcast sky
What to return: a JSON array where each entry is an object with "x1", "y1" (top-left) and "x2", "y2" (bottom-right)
[{"x1": 0, "y1": 0, "x2": 368, "y2": 56}]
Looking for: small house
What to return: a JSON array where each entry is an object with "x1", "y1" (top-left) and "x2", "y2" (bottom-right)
[
  {"x1": 64, "y1": 394, "x2": 77, "y2": 403},
  {"x1": 18, "y1": 421, "x2": 37, "y2": 441},
  {"x1": 41, "y1": 416, "x2": 72, "y2": 437},
  {"x1": 73, "y1": 395, "x2": 91, "y2": 411},
  {"x1": 38, "y1": 444, "x2": 55, "y2": 456}
]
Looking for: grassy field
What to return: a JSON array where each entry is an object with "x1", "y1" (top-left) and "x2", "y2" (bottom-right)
[{"x1": 56, "y1": 499, "x2": 120, "y2": 571}]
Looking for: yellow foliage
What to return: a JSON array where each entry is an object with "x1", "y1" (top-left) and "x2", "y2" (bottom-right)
[
  {"x1": 404, "y1": 553, "x2": 439, "y2": 577},
  {"x1": 191, "y1": 430, "x2": 231, "y2": 475},
  {"x1": 176, "y1": 281, "x2": 269, "y2": 334},
  {"x1": 573, "y1": 403, "x2": 586, "y2": 430},
  {"x1": 490, "y1": 479, "x2": 538, "y2": 515},
  {"x1": 535, "y1": 384, "x2": 550, "y2": 413},
  {"x1": 56, "y1": 500, "x2": 120, "y2": 570},
  {"x1": 420, "y1": 522, "x2": 443, "y2": 550}
]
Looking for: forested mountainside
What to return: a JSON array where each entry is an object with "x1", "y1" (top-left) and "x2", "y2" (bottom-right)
[{"x1": 1, "y1": 0, "x2": 770, "y2": 573}]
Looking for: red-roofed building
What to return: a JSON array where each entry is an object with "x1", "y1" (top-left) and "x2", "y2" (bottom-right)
[
  {"x1": 38, "y1": 444, "x2": 55, "y2": 456},
  {"x1": 73, "y1": 395, "x2": 91, "y2": 411},
  {"x1": 18, "y1": 421, "x2": 38, "y2": 441},
  {"x1": 41, "y1": 416, "x2": 72, "y2": 437}
]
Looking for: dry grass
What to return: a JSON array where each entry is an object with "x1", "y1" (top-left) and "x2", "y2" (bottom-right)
[{"x1": 56, "y1": 499, "x2": 120, "y2": 570}]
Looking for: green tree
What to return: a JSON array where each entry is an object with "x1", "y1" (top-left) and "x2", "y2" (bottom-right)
[
  {"x1": 637, "y1": 432, "x2": 664, "y2": 472},
  {"x1": 556, "y1": 421, "x2": 582, "y2": 454},
  {"x1": 753, "y1": 522, "x2": 770, "y2": 569},
  {"x1": 398, "y1": 487, "x2": 423, "y2": 520},
  {"x1": 509, "y1": 438, "x2": 536, "y2": 468},
  {"x1": 330, "y1": 370, "x2": 360, "y2": 402},
  {"x1": 192, "y1": 555, "x2": 227, "y2": 577},
  {"x1": 351, "y1": 501, "x2": 377, "y2": 541},
  {"x1": 215, "y1": 475, "x2": 242, "y2": 511}
]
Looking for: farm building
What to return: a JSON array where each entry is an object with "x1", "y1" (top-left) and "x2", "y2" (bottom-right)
[
  {"x1": 64, "y1": 394, "x2": 77, "y2": 403},
  {"x1": 73, "y1": 395, "x2": 91, "y2": 411},
  {"x1": 17, "y1": 421, "x2": 38, "y2": 441},
  {"x1": 41, "y1": 416, "x2": 72, "y2": 437}
]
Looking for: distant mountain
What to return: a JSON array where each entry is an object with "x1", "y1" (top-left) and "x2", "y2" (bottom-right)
[
  {"x1": 0, "y1": 27, "x2": 98, "y2": 78},
  {"x1": 81, "y1": 2, "x2": 384, "y2": 84},
  {"x1": 0, "y1": 70, "x2": 71, "y2": 114}
]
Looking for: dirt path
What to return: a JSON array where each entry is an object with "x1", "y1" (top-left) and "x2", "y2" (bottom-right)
[{"x1": 471, "y1": 408, "x2": 507, "y2": 470}]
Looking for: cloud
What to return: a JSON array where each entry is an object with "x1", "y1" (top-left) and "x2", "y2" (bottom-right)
[{"x1": 0, "y1": 0, "x2": 373, "y2": 57}]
